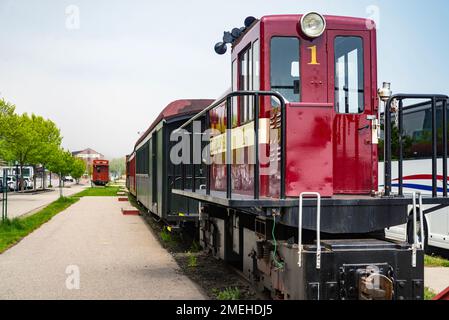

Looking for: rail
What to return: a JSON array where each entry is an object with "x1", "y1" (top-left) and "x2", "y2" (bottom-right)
[
  {"x1": 298, "y1": 192, "x2": 321, "y2": 270},
  {"x1": 433, "y1": 287, "x2": 449, "y2": 300},
  {"x1": 384, "y1": 94, "x2": 449, "y2": 197},
  {"x1": 175, "y1": 90, "x2": 287, "y2": 200}
]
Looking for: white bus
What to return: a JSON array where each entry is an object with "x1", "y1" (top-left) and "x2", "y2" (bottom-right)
[
  {"x1": 0, "y1": 166, "x2": 35, "y2": 190},
  {"x1": 382, "y1": 100, "x2": 449, "y2": 252},
  {"x1": 1, "y1": 166, "x2": 34, "y2": 179}
]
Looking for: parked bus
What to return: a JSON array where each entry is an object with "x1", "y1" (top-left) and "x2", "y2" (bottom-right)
[
  {"x1": 382, "y1": 99, "x2": 449, "y2": 252},
  {"x1": 0, "y1": 166, "x2": 35, "y2": 190},
  {"x1": 1, "y1": 166, "x2": 34, "y2": 179}
]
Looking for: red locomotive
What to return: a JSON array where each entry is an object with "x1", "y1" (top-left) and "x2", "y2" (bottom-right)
[
  {"x1": 128, "y1": 13, "x2": 449, "y2": 300},
  {"x1": 92, "y1": 160, "x2": 109, "y2": 186}
]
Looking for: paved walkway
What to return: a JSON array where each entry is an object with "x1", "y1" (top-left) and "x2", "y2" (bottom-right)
[
  {"x1": 425, "y1": 267, "x2": 449, "y2": 294},
  {"x1": 0, "y1": 197, "x2": 205, "y2": 300},
  {"x1": 3, "y1": 183, "x2": 88, "y2": 219}
]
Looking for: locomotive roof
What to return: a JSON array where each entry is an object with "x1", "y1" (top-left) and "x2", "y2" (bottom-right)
[
  {"x1": 134, "y1": 99, "x2": 214, "y2": 148},
  {"x1": 260, "y1": 14, "x2": 372, "y2": 26},
  {"x1": 230, "y1": 14, "x2": 374, "y2": 49}
]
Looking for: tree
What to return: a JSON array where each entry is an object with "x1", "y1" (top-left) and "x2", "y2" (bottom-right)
[
  {"x1": 48, "y1": 149, "x2": 75, "y2": 197},
  {"x1": 109, "y1": 157, "x2": 126, "y2": 179},
  {"x1": 1, "y1": 99, "x2": 65, "y2": 192},
  {"x1": 28, "y1": 117, "x2": 62, "y2": 190},
  {"x1": 1, "y1": 113, "x2": 41, "y2": 191},
  {"x1": 0, "y1": 99, "x2": 16, "y2": 161},
  {"x1": 0, "y1": 98, "x2": 15, "y2": 128},
  {"x1": 71, "y1": 158, "x2": 86, "y2": 184}
]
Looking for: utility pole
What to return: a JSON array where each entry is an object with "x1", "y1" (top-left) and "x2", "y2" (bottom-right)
[
  {"x1": 2, "y1": 169, "x2": 8, "y2": 221},
  {"x1": 15, "y1": 162, "x2": 19, "y2": 192},
  {"x1": 59, "y1": 175, "x2": 63, "y2": 198}
]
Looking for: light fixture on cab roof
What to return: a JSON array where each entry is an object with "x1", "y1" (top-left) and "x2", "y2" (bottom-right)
[
  {"x1": 300, "y1": 12, "x2": 326, "y2": 38},
  {"x1": 214, "y1": 16, "x2": 257, "y2": 55}
]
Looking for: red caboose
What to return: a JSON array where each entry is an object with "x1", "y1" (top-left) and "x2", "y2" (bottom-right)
[{"x1": 92, "y1": 160, "x2": 109, "y2": 186}]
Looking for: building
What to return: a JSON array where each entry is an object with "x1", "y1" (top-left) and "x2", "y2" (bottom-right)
[{"x1": 72, "y1": 148, "x2": 104, "y2": 173}]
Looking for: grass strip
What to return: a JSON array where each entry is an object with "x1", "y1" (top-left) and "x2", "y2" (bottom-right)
[
  {"x1": 0, "y1": 196, "x2": 79, "y2": 254},
  {"x1": 425, "y1": 255, "x2": 449, "y2": 268},
  {"x1": 73, "y1": 186, "x2": 120, "y2": 197}
]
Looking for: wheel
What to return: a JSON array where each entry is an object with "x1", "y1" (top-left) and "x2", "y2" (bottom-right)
[{"x1": 407, "y1": 210, "x2": 429, "y2": 253}]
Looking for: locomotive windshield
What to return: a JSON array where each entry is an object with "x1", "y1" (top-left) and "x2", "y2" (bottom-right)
[
  {"x1": 270, "y1": 37, "x2": 300, "y2": 103},
  {"x1": 334, "y1": 36, "x2": 364, "y2": 114}
]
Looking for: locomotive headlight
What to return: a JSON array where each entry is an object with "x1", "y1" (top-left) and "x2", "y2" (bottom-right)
[{"x1": 300, "y1": 12, "x2": 326, "y2": 38}]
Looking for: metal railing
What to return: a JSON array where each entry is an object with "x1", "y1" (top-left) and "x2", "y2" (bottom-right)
[
  {"x1": 298, "y1": 192, "x2": 321, "y2": 270},
  {"x1": 384, "y1": 94, "x2": 449, "y2": 197},
  {"x1": 176, "y1": 90, "x2": 287, "y2": 200},
  {"x1": 411, "y1": 192, "x2": 425, "y2": 268}
]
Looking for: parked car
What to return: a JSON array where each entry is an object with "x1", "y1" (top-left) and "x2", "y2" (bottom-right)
[
  {"x1": 63, "y1": 176, "x2": 74, "y2": 183},
  {"x1": 6, "y1": 176, "x2": 17, "y2": 191},
  {"x1": 3, "y1": 176, "x2": 33, "y2": 191},
  {"x1": 23, "y1": 177, "x2": 34, "y2": 190}
]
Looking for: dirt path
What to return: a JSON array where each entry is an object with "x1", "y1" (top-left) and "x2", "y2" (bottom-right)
[{"x1": 0, "y1": 197, "x2": 205, "y2": 300}]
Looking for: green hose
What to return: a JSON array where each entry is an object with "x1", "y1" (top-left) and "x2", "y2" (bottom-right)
[{"x1": 272, "y1": 215, "x2": 285, "y2": 270}]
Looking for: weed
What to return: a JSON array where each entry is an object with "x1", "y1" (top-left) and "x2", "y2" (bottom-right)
[
  {"x1": 215, "y1": 287, "x2": 241, "y2": 300},
  {"x1": 425, "y1": 287, "x2": 437, "y2": 300},
  {"x1": 160, "y1": 228, "x2": 174, "y2": 244},
  {"x1": 187, "y1": 251, "x2": 198, "y2": 268},
  {"x1": 190, "y1": 240, "x2": 202, "y2": 253}
]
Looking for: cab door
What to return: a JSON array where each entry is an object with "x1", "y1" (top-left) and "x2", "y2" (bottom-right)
[{"x1": 328, "y1": 30, "x2": 375, "y2": 194}]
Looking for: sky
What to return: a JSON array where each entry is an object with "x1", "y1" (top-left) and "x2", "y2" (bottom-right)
[{"x1": 0, "y1": 0, "x2": 448, "y2": 159}]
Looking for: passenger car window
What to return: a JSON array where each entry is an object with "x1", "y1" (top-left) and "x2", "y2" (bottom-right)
[
  {"x1": 136, "y1": 142, "x2": 149, "y2": 174},
  {"x1": 334, "y1": 37, "x2": 364, "y2": 114},
  {"x1": 402, "y1": 102, "x2": 447, "y2": 160},
  {"x1": 270, "y1": 37, "x2": 300, "y2": 104},
  {"x1": 378, "y1": 101, "x2": 449, "y2": 161}
]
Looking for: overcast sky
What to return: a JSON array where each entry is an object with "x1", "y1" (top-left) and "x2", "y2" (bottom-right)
[{"x1": 1, "y1": 0, "x2": 448, "y2": 159}]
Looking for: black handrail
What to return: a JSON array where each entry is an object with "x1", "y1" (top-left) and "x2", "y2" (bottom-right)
[
  {"x1": 384, "y1": 94, "x2": 449, "y2": 197},
  {"x1": 175, "y1": 90, "x2": 286, "y2": 200}
]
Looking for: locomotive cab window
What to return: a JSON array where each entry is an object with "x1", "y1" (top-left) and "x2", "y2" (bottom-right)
[
  {"x1": 334, "y1": 37, "x2": 364, "y2": 114},
  {"x1": 232, "y1": 59, "x2": 239, "y2": 127},
  {"x1": 270, "y1": 37, "x2": 300, "y2": 104},
  {"x1": 239, "y1": 46, "x2": 253, "y2": 124}
]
